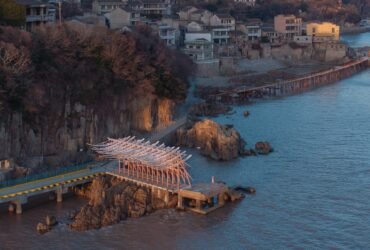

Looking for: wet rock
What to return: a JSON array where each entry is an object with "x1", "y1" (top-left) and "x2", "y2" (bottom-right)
[
  {"x1": 70, "y1": 176, "x2": 172, "y2": 231},
  {"x1": 255, "y1": 141, "x2": 273, "y2": 155},
  {"x1": 239, "y1": 148, "x2": 257, "y2": 157},
  {"x1": 234, "y1": 186, "x2": 256, "y2": 194},
  {"x1": 36, "y1": 223, "x2": 50, "y2": 234},
  {"x1": 176, "y1": 119, "x2": 246, "y2": 161},
  {"x1": 46, "y1": 215, "x2": 57, "y2": 226},
  {"x1": 224, "y1": 189, "x2": 245, "y2": 201}
]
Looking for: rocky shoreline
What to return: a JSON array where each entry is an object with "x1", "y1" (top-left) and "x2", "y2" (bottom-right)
[
  {"x1": 69, "y1": 175, "x2": 176, "y2": 231},
  {"x1": 176, "y1": 119, "x2": 273, "y2": 161},
  {"x1": 64, "y1": 175, "x2": 247, "y2": 231}
]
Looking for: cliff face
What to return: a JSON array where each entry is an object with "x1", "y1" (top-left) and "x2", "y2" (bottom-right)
[
  {"x1": 0, "y1": 96, "x2": 174, "y2": 168},
  {"x1": 0, "y1": 24, "x2": 193, "y2": 168}
]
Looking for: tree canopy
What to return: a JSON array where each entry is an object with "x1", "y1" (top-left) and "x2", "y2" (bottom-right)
[
  {"x1": 0, "y1": 23, "x2": 194, "y2": 120},
  {"x1": 0, "y1": 0, "x2": 25, "y2": 26}
]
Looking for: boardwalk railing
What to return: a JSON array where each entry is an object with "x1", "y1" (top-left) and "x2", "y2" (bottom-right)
[{"x1": 0, "y1": 161, "x2": 93, "y2": 189}]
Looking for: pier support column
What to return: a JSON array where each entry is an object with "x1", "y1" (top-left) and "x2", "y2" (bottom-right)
[
  {"x1": 11, "y1": 197, "x2": 27, "y2": 215},
  {"x1": 177, "y1": 195, "x2": 183, "y2": 209},
  {"x1": 164, "y1": 191, "x2": 169, "y2": 205},
  {"x1": 151, "y1": 187, "x2": 155, "y2": 202},
  {"x1": 195, "y1": 199, "x2": 201, "y2": 210},
  {"x1": 218, "y1": 193, "x2": 225, "y2": 206},
  {"x1": 8, "y1": 203, "x2": 15, "y2": 213},
  {"x1": 56, "y1": 189, "x2": 63, "y2": 203},
  {"x1": 15, "y1": 201, "x2": 22, "y2": 215}
]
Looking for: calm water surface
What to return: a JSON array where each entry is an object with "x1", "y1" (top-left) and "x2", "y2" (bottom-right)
[
  {"x1": 0, "y1": 39, "x2": 370, "y2": 250},
  {"x1": 341, "y1": 32, "x2": 370, "y2": 47}
]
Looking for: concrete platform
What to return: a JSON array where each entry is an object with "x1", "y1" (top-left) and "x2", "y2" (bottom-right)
[{"x1": 177, "y1": 183, "x2": 229, "y2": 214}]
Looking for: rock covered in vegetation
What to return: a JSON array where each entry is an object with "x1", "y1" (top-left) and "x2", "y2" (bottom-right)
[
  {"x1": 176, "y1": 119, "x2": 246, "y2": 161},
  {"x1": 70, "y1": 176, "x2": 177, "y2": 231}
]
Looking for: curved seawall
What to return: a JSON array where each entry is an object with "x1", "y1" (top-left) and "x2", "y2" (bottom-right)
[{"x1": 210, "y1": 58, "x2": 369, "y2": 104}]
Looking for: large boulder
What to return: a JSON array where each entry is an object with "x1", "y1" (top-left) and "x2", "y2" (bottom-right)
[
  {"x1": 70, "y1": 176, "x2": 172, "y2": 231},
  {"x1": 176, "y1": 119, "x2": 246, "y2": 161}
]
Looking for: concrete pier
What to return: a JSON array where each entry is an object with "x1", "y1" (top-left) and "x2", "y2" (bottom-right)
[
  {"x1": 178, "y1": 183, "x2": 229, "y2": 215},
  {"x1": 56, "y1": 189, "x2": 63, "y2": 203}
]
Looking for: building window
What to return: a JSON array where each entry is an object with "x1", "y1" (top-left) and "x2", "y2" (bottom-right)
[
  {"x1": 312, "y1": 27, "x2": 316, "y2": 33},
  {"x1": 332, "y1": 28, "x2": 335, "y2": 33}
]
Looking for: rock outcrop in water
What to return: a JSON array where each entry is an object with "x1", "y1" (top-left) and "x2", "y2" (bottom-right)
[
  {"x1": 255, "y1": 141, "x2": 273, "y2": 155},
  {"x1": 70, "y1": 176, "x2": 177, "y2": 231},
  {"x1": 36, "y1": 215, "x2": 58, "y2": 234},
  {"x1": 176, "y1": 119, "x2": 246, "y2": 161}
]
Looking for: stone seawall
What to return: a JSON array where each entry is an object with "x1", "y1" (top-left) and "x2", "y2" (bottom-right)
[{"x1": 207, "y1": 58, "x2": 369, "y2": 104}]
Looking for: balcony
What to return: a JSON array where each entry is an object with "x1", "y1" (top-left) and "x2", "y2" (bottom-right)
[{"x1": 26, "y1": 14, "x2": 55, "y2": 22}]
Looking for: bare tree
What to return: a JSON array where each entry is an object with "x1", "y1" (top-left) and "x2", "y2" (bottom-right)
[{"x1": 0, "y1": 42, "x2": 30, "y2": 76}]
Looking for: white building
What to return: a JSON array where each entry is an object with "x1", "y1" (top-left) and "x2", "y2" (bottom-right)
[
  {"x1": 129, "y1": 0, "x2": 172, "y2": 17},
  {"x1": 187, "y1": 21, "x2": 203, "y2": 32},
  {"x1": 183, "y1": 32, "x2": 214, "y2": 61},
  {"x1": 158, "y1": 23, "x2": 177, "y2": 47},
  {"x1": 210, "y1": 13, "x2": 235, "y2": 31},
  {"x1": 17, "y1": 0, "x2": 56, "y2": 31},
  {"x1": 293, "y1": 35, "x2": 312, "y2": 44},
  {"x1": 92, "y1": 0, "x2": 127, "y2": 15},
  {"x1": 210, "y1": 26, "x2": 231, "y2": 44},
  {"x1": 234, "y1": 0, "x2": 255, "y2": 6},
  {"x1": 104, "y1": 6, "x2": 140, "y2": 29}
]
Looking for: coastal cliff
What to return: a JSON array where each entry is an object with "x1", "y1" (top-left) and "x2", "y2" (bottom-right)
[
  {"x1": 0, "y1": 97, "x2": 174, "y2": 168},
  {"x1": 0, "y1": 24, "x2": 193, "y2": 169}
]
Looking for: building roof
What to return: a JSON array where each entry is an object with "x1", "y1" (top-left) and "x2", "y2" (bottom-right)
[
  {"x1": 91, "y1": 136, "x2": 192, "y2": 170},
  {"x1": 180, "y1": 6, "x2": 197, "y2": 12},
  {"x1": 214, "y1": 13, "x2": 234, "y2": 19},
  {"x1": 119, "y1": 6, "x2": 140, "y2": 13}
]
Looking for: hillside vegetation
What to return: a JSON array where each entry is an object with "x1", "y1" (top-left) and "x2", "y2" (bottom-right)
[{"x1": 0, "y1": 23, "x2": 193, "y2": 121}]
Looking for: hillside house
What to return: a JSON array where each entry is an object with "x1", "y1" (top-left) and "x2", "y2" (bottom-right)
[
  {"x1": 274, "y1": 14, "x2": 302, "y2": 40},
  {"x1": 104, "y1": 6, "x2": 140, "y2": 29}
]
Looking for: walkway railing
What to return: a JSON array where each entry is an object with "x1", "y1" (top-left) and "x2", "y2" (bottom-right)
[{"x1": 0, "y1": 161, "x2": 93, "y2": 189}]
